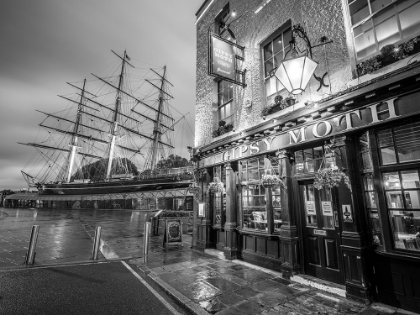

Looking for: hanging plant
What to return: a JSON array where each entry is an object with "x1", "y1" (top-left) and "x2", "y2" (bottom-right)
[
  {"x1": 208, "y1": 177, "x2": 225, "y2": 194},
  {"x1": 313, "y1": 145, "x2": 351, "y2": 191},
  {"x1": 261, "y1": 170, "x2": 286, "y2": 189},
  {"x1": 187, "y1": 183, "x2": 202, "y2": 202}
]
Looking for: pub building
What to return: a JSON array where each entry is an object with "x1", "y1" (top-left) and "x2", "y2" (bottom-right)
[{"x1": 193, "y1": 0, "x2": 420, "y2": 312}]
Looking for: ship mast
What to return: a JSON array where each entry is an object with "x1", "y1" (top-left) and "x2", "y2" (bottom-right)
[
  {"x1": 150, "y1": 66, "x2": 166, "y2": 170},
  {"x1": 66, "y1": 78, "x2": 86, "y2": 183},
  {"x1": 105, "y1": 50, "x2": 127, "y2": 180}
]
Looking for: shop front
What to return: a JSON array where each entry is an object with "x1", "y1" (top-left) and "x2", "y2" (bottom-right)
[{"x1": 193, "y1": 64, "x2": 420, "y2": 309}]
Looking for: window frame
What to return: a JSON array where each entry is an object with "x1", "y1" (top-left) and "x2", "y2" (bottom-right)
[
  {"x1": 346, "y1": 0, "x2": 420, "y2": 62},
  {"x1": 260, "y1": 21, "x2": 292, "y2": 107}
]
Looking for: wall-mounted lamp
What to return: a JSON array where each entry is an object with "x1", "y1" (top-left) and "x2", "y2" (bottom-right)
[{"x1": 275, "y1": 24, "x2": 332, "y2": 95}]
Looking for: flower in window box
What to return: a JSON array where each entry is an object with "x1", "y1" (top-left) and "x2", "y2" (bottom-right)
[
  {"x1": 261, "y1": 170, "x2": 286, "y2": 189},
  {"x1": 224, "y1": 123, "x2": 234, "y2": 132},
  {"x1": 313, "y1": 165, "x2": 351, "y2": 191},
  {"x1": 212, "y1": 130, "x2": 220, "y2": 138},
  {"x1": 208, "y1": 177, "x2": 225, "y2": 194},
  {"x1": 219, "y1": 120, "x2": 226, "y2": 127}
]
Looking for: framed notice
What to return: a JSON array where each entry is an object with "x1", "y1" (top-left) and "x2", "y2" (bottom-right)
[
  {"x1": 162, "y1": 219, "x2": 183, "y2": 249},
  {"x1": 198, "y1": 202, "x2": 205, "y2": 217},
  {"x1": 306, "y1": 201, "x2": 316, "y2": 215},
  {"x1": 321, "y1": 201, "x2": 333, "y2": 216},
  {"x1": 342, "y1": 205, "x2": 353, "y2": 223}
]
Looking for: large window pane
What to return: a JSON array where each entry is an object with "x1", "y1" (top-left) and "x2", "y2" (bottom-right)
[
  {"x1": 354, "y1": 28, "x2": 377, "y2": 60},
  {"x1": 386, "y1": 191, "x2": 404, "y2": 208},
  {"x1": 371, "y1": 0, "x2": 392, "y2": 14},
  {"x1": 390, "y1": 210, "x2": 420, "y2": 251},
  {"x1": 395, "y1": 122, "x2": 420, "y2": 163},
  {"x1": 350, "y1": 0, "x2": 370, "y2": 25},
  {"x1": 399, "y1": 1, "x2": 420, "y2": 38},
  {"x1": 375, "y1": 15, "x2": 401, "y2": 49},
  {"x1": 405, "y1": 191, "x2": 420, "y2": 209},
  {"x1": 401, "y1": 171, "x2": 420, "y2": 189}
]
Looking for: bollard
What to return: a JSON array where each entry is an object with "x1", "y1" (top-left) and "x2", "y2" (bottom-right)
[
  {"x1": 143, "y1": 222, "x2": 151, "y2": 261},
  {"x1": 25, "y1": 225, "x2": 40, "y2": 265},
  {"x1": 91, "y1": 226, "x2": 102, "y2": 260}
]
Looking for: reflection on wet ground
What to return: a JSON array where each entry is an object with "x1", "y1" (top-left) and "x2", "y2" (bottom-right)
[{"x1": 0, "y1": 208, "x2": 149, "y2": 267}]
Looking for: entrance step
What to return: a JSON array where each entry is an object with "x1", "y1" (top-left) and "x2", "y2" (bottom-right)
[{"x1": 204, "y1": 248, "x2": 346, "y2": 298}]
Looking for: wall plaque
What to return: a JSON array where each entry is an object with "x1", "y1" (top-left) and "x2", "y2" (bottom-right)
[
  {"x1": 306, "y1": 201, "x2": 316, "y2": 214},
  {"x1": 342, "y1": 204, "x2": 353, "y2": 223},
  {"x1": 314, "y1": 229, "x2": 327, "y2": 236},
  {"x1": 321, "y1": 201, "x2": 333, "y2": 216}
]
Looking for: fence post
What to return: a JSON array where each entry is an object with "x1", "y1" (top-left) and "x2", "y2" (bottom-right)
[
  {"x1": 91, "y1": 226, "x2": 102, "y2": 260},
  {"x1": 143, "y1": 221, "x2": 151, "y2": 262},
  {"x1": 24, "y1": 225, "x2": 40, "y2": 265}
]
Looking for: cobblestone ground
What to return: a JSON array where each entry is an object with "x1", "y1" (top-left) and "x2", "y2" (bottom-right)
[{"x1": 0, "y1": 207, "x2": 147, "y2": 268}]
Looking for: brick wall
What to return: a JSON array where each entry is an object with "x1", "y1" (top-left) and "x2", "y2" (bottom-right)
[{"x1": 195, "y1": 0, "x2": 353, "y2": 147}]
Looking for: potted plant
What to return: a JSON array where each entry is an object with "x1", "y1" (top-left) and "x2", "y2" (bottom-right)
[{"x1": 208, "y1": 177, "x2": 225, "y2": 194}]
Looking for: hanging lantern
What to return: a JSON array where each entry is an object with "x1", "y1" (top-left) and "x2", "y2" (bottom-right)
[
  {"x1": 275, "y1": 55, "x2": 318, "y2": 95},
  {"x1": 274, "y1": 24, "x2": 332, "y2": 95}
]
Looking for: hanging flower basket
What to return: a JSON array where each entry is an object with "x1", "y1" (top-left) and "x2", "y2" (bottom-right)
[
  {"x1": 313, "y1": 165, "x2": 351, "y2": 191},
  {"x1": 261, "y1": 171, "x2": 286, "y2": 189},
  {"x1": 313, "y1": 145, "x2": 351, "y2": 191},
  {"x1": 208, "y1": 177, "x2": 225, "y2": 194},
  {"x1": 187, "y1": 183, "x2": 202, "y2": 202}
]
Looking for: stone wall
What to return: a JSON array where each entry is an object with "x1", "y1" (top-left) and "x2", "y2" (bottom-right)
[{"x1": 195, "y1": 0, "x2": 353, "y2": 147}]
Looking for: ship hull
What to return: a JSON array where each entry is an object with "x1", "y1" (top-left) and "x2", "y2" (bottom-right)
[{"x1": 38, "y1": 178, "x2": 192, "y2": 195}]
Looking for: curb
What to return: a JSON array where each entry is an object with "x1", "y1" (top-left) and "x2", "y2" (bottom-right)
[{"x1": 148, "y1": 272, "x2": 210, "y2": 315}]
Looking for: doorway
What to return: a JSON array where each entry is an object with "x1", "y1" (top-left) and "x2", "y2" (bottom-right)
[{"x1": 299, "y1": 181, "x2": 343, "y2": 284}]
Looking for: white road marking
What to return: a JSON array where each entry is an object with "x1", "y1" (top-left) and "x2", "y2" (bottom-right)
[{"x1": 121, "y1": 261, "x2": 182, "y2": 315}]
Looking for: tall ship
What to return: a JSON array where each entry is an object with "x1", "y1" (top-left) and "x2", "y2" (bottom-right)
[{"x1": 17, "y1": 51, "x2": 194, "y2": 198}]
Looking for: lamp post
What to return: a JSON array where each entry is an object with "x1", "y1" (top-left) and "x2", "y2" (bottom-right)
[{"x1": 275, "y1": 24, "x2": 332, "y2": 95}]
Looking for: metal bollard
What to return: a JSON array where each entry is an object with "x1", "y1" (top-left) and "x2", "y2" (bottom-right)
[
  {"x1": 25, "y1": 225, "x2": 40, "y2": 265},
  {"x1": 91, "y1": 226, "x2": 102, "y2": 260},
  {"x1": 143, "y1": 222, "x2": 151, "y2": 262}
]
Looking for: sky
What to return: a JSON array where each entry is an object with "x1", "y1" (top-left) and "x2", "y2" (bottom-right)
[{"x1": 0, "y1": 0, "x2": 199, "y2": 190}]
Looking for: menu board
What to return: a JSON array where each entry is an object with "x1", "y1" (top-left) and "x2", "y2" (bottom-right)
[{"x1": 163, "y1": 219, "x2": 183, "y2": 248}]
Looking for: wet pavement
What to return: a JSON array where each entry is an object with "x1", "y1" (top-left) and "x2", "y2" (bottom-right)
[
  {"x1": 1, "y1": 207, "x2": 418, "y2": 314},
  {"x1": 0, "y1": 207, "x2": 148, "y2": 267}
]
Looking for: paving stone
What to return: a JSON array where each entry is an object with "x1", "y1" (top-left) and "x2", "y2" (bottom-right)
[
  {"x1": 233, "y1": 286, "x2": 260, "y2": 299},
  {"x1": 205, "y1": 277, "x2": 241, "y2": 292},
  {"x1": 217, "y1": 290, "x2": 245, "y2": 307},
  {"x1": 251, "y1": 279, "x2": 288, "y2": 292},
  {"x1": 199, "y1": 297, "x2": 227, "y2": 314},
  {"x1": 183, "y1": 280, "x2": 221, "y2": 302},
  {"x1": 235, "y1": 298, "x2": 266, "y2": 315}
]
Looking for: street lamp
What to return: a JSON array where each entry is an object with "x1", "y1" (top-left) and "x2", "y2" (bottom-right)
[{"x1": 275, "y1": 24, "x2": 331, "y2": 95}]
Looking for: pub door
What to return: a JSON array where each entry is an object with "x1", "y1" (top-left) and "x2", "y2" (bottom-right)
[{"x1": 299, "y1": 181, "x2": 344, "y2": 284}]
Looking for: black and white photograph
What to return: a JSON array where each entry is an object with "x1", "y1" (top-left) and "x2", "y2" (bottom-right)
[{"x1": 1, "y1": 0, "x2": 420, "y2": 314}]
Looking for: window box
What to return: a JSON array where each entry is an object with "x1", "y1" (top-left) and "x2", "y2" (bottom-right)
[{"x1": 212, "y1": 123, "x2": 234, "y2": 138}]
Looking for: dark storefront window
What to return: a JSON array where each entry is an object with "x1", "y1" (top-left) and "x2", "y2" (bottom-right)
[
  {"x1": 241, "y1": 157, "x2": 281, "y2": 232},
  {"x1": 375, "y1": 122, "x2": 420, "y2": 252},
  {"x1": 377, "y1": 121, "x2": 420, "y2": 165},
  {"x1": 212, "y1": 165, "x2": 226, "y2": 227},
  {"x1": 383, "y1": 170, "x2": 420, "y2": 251},
  {"x1": 358, "y1": 132, "x2": 383, "y2": 246},
  {"x1": 295, "y1": 146, "x2": 327, "y2": 174}
]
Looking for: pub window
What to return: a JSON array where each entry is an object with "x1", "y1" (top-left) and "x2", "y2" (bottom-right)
[
  {"x1": 377, "y1": 121, "x2": 420, "y2": 165},
  {"x1": 241, "y1": 157, "x2": 281, "y2": 233},
  {"x1": 358, "y1": 131, "x2": 383, "y2": 246},
  {"x1": 215, "y1": 3, "x2": 230, "y2": 38},
  {"x1": 294, "y1": 146, "x2": 328, "y2": 174},
  {"x1": 217, "y1": 80, "x2": 234, "y2": 125},
  {"x1": 262, "y1": 23, "x2": 292, "y2": 106},
  {"x1": 348, "y1": 0, "x2": 420, "y2": 60},
  {"x1": 212, "y1": 165, "x2": 226, "y2": 227},
  {"x1": 383, "y1": 169, "x2": 420, "y2": 252}
]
